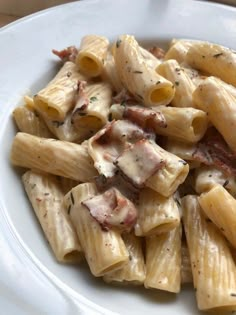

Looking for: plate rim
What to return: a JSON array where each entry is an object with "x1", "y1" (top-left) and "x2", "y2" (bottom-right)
[{"x1": 1, "y1": 1, "x2": 236, "y2": 314}]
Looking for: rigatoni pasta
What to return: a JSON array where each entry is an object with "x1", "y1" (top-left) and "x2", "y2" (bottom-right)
[
  {"x1": 10, "y1": 132, "x2": 97, "y2": 182},
  {"x1": 103, "y1": 233, "x2": 145, "y2": 285},
  {"x1": 157, "y1": 59, "x2": 196, "y2": 108},
  {"x1": 64, "y1": 183, "x2": 129, "y2": 276},
  {"x1": 135, "y1": 187, "x2": 180, "y2": 236},
  {"x1": 22, "y1": 170, "x2": 82, "y2": 263},
  {"x1": 71, "y1": 81, "x2": 112, "y2": 135},
  {"x1": 13, "y1": 105, "x2": 54, "y2": 138},
  {"x1": 145, "y1": 226, "x2": 181, "y2": 293},
  {"x1": 181, "y1": 241, "x2": 193, "y2": 284},
  {"x1": 199, "y1": 184, "x2": 236, "y2": 248},
  {"x1": 153, "y1": 106, "x2": 208, "y2": 143},
  {"x1": 114, "y1": 35, "x2": 175, "y2": 106},
  {"x1": 76, "y1": 35, "x2": 109, "y2": 77},
  {"x1": 164, "y1": 39, "x2": 194, "y2": 63},
  {"x1": 34, "y1": 61, "x2": 85, "y2": 121},
  {"x1": 186, "y1": 41, "x2": 236, "y2": 86},
  {"x1": 194, "y1": 165, "x2": 236, "y2": 197},
  {"x1": 145, "y1": 143, "x2": 189, "y2": 197},
  {"x1": 182, "y1": 195, "x2": 236, "y2": 311},
  {"x1": 10, "y1": 34, "x2": 236, "y2": 313},
  {"x1": 193, "y1": 76, "x2": 236, "y2": 152}
]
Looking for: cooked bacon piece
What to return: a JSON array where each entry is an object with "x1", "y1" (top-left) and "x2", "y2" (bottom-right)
[
  {"x1": 112, "y1": 88, "x2": 137, "y2": 105},
  {"x1": 52, "y1": 46, "x2": 78, "y2": 63},
  {"x1": 148, "y1": 46, "x2": 165, "y2": 59},
  {"x1": 82, "y1": 188, "x2": 137, "y2": 231},
  {"x1": 192, "y1": 128, "x2": 236, "y2": 176},
  {"x1": 71, "y1": 81, "x2": 89, "y2": 122},
  {"x1": 111, "y1": 120, "x2": 155, "y2": 144},
  {"x1": 94, "y1": 172, "x2": 140, "y2": 202},
  {"x1": 89, "y1": 120, "x2": 154, "y2": 178},
  {"x1": 115, "y1": 139, "x2": 165, "y2": 187},
  {"x1": 124, "y1": 105, "x2": 167, "y2": 130}
]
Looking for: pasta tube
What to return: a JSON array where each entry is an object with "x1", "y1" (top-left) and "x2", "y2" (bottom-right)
[
  {"x1": 64, "y1": 183, "x2": 129, "y2": 276},
  {"x1": 164, "y1": 138, "x2": 197, "y2": 161},
  {"x1": 71, "y1": 81, "x2": 112, "y2": 134},
  {"x1": 34, "y1": 62, "x2": 84, "y2": 121},
  {"x1": 10, "y1": 132, "x2": 97, "y2": 182},
  {"x1": 22, "y1": 170, "x2": 82, "y2": 263},
  {"x1": 181, "y1": 241, "x2": 193, "y2": 284},
  {"x1": 194, "y1": 165, "x2": 236, "y2": 197},
  {"x1": 135, "y1": 187, "x2": 180, "y2": 236},
  {"x1": 182, "y1": 195, "x2": 236, "y2": 311},
  {"x1": 157, "y1": 59, "x2": 196, "y2": 108},
  {"x1": 186, "y1": 41, "x2": 236, "y2": 87},
  {"x1": 114, "y1": 35, "x2": 175, "y2": 106},
  {"x1": 164, "y1": 39, "x2": 194, "y2": 63},
  {"x1": 145, "y1": 226, "x2": 181, "y2": 293},
  {"x1": 199, "y1": 184, "x2": 236, "y2": 248},
  {"x1": 139, "y1": 47, "x2": 161, "y2": 70},
  {"x1": 193, "y1": 75, "x2": 236, "y2": 99},
  {"x1": 103, "y1": 233, "x2": 145, "y2": 285},
  {"x1": 102, "y1": 52, "x2": 123, "y2": 92},
  {"x1": 22, "y1": 95, "x2": 86, "y2": 142},
  {"x1": 76, "y1": 35, "x2": 109, "y2": 77},
  {"x1": 145, "y1": 143, "x2": 189, "y2": 197},
  {"x1": 13, "y1": 105, "x2": 53, "y2": 138},
  {"x1": 24, "y1": 95, "x2": 35, "y2": 109},
  {"x1": 41, "y1": 110, "x2": 88, "y2": 142},
  {"x1": 153, "y1": 106, "x2": 208, "y2": 143},
  {"x1": 193, "y1": 76, "x2": 236, "y2": 152}
]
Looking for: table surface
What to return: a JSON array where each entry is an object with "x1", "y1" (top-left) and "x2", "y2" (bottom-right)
[
  {"x1": 0, "y1": 0, "x2": 235, "y2": 28},
  {"x1": 0, "y1": 14, "x2": 19, "y2": 27}
]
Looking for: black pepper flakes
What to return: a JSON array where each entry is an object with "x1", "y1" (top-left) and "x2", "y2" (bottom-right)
[
  {"x1": 116, "y1": 39, "x2": 122, "y2": 48},
  {"x1": 70, "y1": 192, "x2": 74, "y2": 205},
  {"x1": 213, "y1": 53, "x2": 223, "y2": 58},
  {"x1": 223, "y1": 179, "x2": 229, "y2": 188},
  {"x1": 108, "y1": 113, "x2": 112, "y2": 121},
  {"x1": 136, "y1": 93, "x2": 144, "y2": 100},
  {"x1": 90, "y1": 96, "x2": 98, "y2": 102},
  {"x1": 179, "y1": 159, "x2": 187, "y2": 165}
]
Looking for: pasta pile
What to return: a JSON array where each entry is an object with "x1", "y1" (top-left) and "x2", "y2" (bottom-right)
[{"x1": 10, "y1": 35, "x2": 236, "y2": 312}]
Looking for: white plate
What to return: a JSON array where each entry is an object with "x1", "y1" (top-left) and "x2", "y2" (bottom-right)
[{"x1": 1, "y1": 1, "x2": 236, "y2": 314}]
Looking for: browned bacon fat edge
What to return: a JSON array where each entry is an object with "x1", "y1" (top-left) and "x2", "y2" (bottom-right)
[
  {"x1": 148, "y1": 46, "x2": 165, "y2": 59},
  {"x1": 112, "y1": 88, "x2": 137, "y2": 105},
  {"x1": 71, "y1": 81, "x2": 89, "y2": 122},
  {"x1": 192, "y1": 128, "x2": 236, "y2": 176},
  {"x1": 123, "y1": 105, "x2": 167, "y2": 130},
  {"x1": 82, "y1": 188, "x2": 137, "y2": 231},
  {"x1": 52, "y1": 46, "x2": 78, "y2": 63}
]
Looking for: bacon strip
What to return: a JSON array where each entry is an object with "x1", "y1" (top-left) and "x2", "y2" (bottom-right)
[
  {"x1": 82, "y1": 188, "x2": 137, "y2": 231},
  {"x1": 123, "y1": 105, "x2": 167, "y2": 130},
  {"x1": 148, "y1": 46, "x2": 165, "y2": 59},
  {"x1": 192, "y1": 128, "x2": 236, "y2": 176},
  {"x1": 115, "y1": 139, "x2": 165, "y2": 187},
  {"x1": 52, "y1": 46, "x2": 78, "y2": 63},
  {"x1": 71, "y1": 81, "x2": 89, "y2": 123},
  {"x1": 89, "y1": 120, "x2": 155, "y2": 178},
  {"x1": 112, "y1": 88, "x2": 137, "y2": 105}
]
